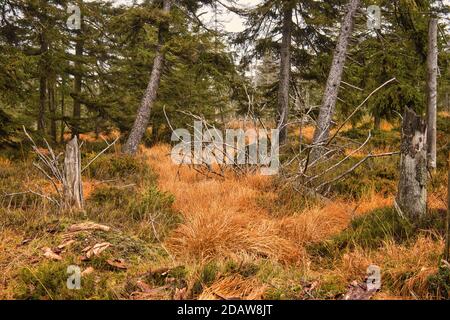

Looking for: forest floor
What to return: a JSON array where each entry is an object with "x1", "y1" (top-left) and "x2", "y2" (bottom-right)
[{"x1": 0, "y1": 114, "x2": 449, "y2": 300}]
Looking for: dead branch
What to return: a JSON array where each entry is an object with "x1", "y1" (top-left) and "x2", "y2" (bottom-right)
[{"x1": 81, "y1": 136, "x2": 119, "y2": 173}]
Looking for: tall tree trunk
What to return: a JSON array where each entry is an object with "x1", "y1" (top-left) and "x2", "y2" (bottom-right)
[
  {"x1": 426, "y1": 18, "x2": 438, "y2": 169},
  {"x1": 374, "y1": 114, "x2": 381, "y2": 130},
  {"x1": 38, "y1": 34, "x2": 48, "y2": 133},
  {"x1": 396, "y1": 107, "x2": 427, "y2": 220},
  {"x1": 72, "y1": 28, "x2": 84, "y2": 138},
  {"x1": 277, "y1": 4, "x2": 293, "y2": 145},
  {"x1": 38, "y1": 74, "x2": 47, "y2": 133},
  {"x1": 122, "y1": 0, "x2": 172, "y2": 155},
  {"x1": 48, "y1": 78, "x2": 57, "y2": 143},
  {"x1": 60, "y1": 77, "x2": 66, "y2": 143},
  {"x1": 311, "y1": 0, "x2": 360, "y2": 160}
]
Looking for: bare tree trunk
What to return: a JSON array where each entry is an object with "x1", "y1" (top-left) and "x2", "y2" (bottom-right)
[
  {"x1": 38, "y1": 34, "x2": 48, "y2": 133},
  {"x1": 374, "y1": 114, "x2": 381, "y2": 130},
  {"x1": 64, "y1": 136, "x2": 84, "y2": 209},
  {"x1": 296, "y1": 89, "x2": 303, "y2": 153},
  {"x1": 426, "y1": 18, "x2": 438, "y2": 169},
  {"x1": 48, "y1": 78, "x2": 57, "y2": 143},
  {"x1": 60, "y1": 76, "x2": 66, "y2": 143},
  {"x1": 72, "y1": 28, "x2": 84, "y2": 138},
  {"x1": 311, "y1": 0, "x2": 360, "y2": 160},
  {"x1": 396, "y1": 107, "x2": 427, "y2": 220},
  {"x1": 277, "y1": 4, "x2": 292, "y2": 145},
  {"x1": 38, "y1": 74, "x2": 47, "y2": 133},
  {"x1": 122, "y1": 0, "x2": 172, "y2": 155}
]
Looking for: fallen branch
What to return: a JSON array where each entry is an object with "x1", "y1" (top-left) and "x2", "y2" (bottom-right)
[{"x1": 316, "y1": 151, "x2": 400, "y2": 191}]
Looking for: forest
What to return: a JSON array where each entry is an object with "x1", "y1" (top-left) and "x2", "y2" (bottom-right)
[{"x1": 0, "y1": 0, "x2": 449, "y2": 301}]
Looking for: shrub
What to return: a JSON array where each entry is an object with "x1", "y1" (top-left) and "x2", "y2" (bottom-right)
[
  {"x1": 15, "y1": 261, "x2": 112, "y2": 300},
  {"x1": 85, "y1": 154, "x2": 154, "y2": 183},
  {"x1": 428, "y1": 266, "x2": 450, "y2": 299}
]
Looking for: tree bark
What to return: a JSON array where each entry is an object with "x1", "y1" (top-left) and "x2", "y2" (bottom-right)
[
  {"x1": 277, "y1": 4, "x2": 292, "y2": 145},
  {"x1": 311, "y1": 0, "x2": 360, "y2": 160},
  {"x1": 122, "y1": 0, "x2": 172, "y2": 155},
  {"x1": 38, "y1": 34, "x2": 48, "y2": 133},
  {"x1": 72, "y1": 28, "x2": 84, "y2": 138},
  {"x1": 38, "y1": 73, "x2": 47, "y2": 133},
  {"x1": 60, "y1": 76, "x2": 66, "y2": 143},
  {"x1": 374, "y1": 114, "x2": 381, "y2": 130},
  {"x1": 48, "y1": 78, "x2": 57, "y2": 143},
  {"x1": 396, "y1": 107, "x2": 427, "y2": 220},
  {"x1": 64, "y1": 136, "x2": 84, "y2": 209},
  {"x1": 426, "y1": 18, "x2": 438, "y2": 169}
]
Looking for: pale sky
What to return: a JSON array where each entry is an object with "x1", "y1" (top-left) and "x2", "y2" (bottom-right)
[
  {"x1": 100, "y1": 0, "x2": 449, "y2": 33},
  {"x1": 107, "y1": 0, "x2": 262, "y2": 33}
]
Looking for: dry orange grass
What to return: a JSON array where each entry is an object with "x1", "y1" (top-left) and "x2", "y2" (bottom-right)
[
  {"x1": 198, "y1": 275, "x2": 267, "y2": 300},
  {"x1": 0, "y1": 157, "x2": 11, "y2": 168},
  {"x1": 380, "y1": 120, "x2": 394, "y2": 131},
  {"x1": 276, "y1": 193, "x2": 392, "y2": 247},
  {"x1": 438, "y1": 111, "x2": 450, "y2": 118},
  {"x1": 145, "y1": 144, "x2": 303, "y2": 264},
  {"x1": 292, "y1": 125, "x2": 315, "y2": 142},
  {"x1": 62, "y1": 130, "x2": 120, "y2": 143},
  {"x1": 144, "y1": 145, "x2": 393, "y2": 265},
  {"x1": 334, "y1": 236, "x2": 443, "y2": 299}
]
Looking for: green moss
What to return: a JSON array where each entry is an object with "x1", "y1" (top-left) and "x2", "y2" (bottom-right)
[
  {"x1": 309, "y1": 207, "x2": 447, "y2": 263},
  {"x1": 14, "y1": 261, "x2": 113, "y2": 300},
  {"x1": 308, "y1": 207, "x2": 413, "y2": 261},
  {"x1": 144, "y1": 266, "x2": 188, "y2": 289},
  {"x1": 314, "y1": 275, "x2": 346, "y2": 299},
  {"x1": 428, "y1": 266, "x2": 450, "y2": 299},
  {"x1": 85, "y1": 154, "x2": 155, "y2": 183},
  {"x1": 90, "y1": 186, "x2": 135, "y2": 209},
  {"x1": 191, "y1": 262, "x2": 220, "y2": 297}
]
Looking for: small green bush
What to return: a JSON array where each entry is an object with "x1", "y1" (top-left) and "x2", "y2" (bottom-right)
[
  {"x1": 309, "y1": 207, "x2": 447, "y2": 261},
  {"x1": 428, "y1": 266, "x2": 450, "y2": 299},
  {"x1": 15, "y1": 261, "x2": 112, "y2": 300},
  {"x1": 85, "y1": 154, "x2": 154, "y2": 183}
]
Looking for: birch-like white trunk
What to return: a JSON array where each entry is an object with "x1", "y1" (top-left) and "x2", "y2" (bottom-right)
[
  {"x1": 277, "y1": 5, "x2": 292, "y2": 145},
  {"x1": 426, "y1": 18, "x2": 438, "y2": 169},
  {"x1": 311, "y1": 0, "x2": 360, "y2": 160}
]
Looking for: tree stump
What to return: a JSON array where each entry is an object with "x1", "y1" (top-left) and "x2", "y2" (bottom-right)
[
  {"x1": 64, "y1": 136, "x2": 84, "y2": 209},
  {"x1": 396, "y1": 107, "x2": 427, "y2": 220}
]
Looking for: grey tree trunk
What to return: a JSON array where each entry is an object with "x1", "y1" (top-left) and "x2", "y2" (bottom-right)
[
  {"x1": 122, "y1": 0, "x2": 172, "y2": 155},
  {"x1": 38, "y1": 74, "x2": 47, "y2": 133},
  {"x1": 396, "y1": 107, "x2": 427, "y2": 220},
  {"x1": 64, "y1": 136, "x2": 84, "y2": 209},
  {"x1": 60, "y1": 76, "x2": 66, "y2": 143},
  {"x1": 426, "y1": 18, "x2": 438, "y2": 169},
  {"x1": 311, "y1": 0, "x2": 360, "y2": 160},
  {"x1": 38, "y1": 34, "x2": 48, "y2": 133},
  {"x1": 48, "y1": 79, "x2": 57, "y2": 143},
  {"x1": 72, "y1": 28, "x2": 84, "y2": 138},
  {"x1": 277, "y1": 5, "x2": 292, "y2": 145}
]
